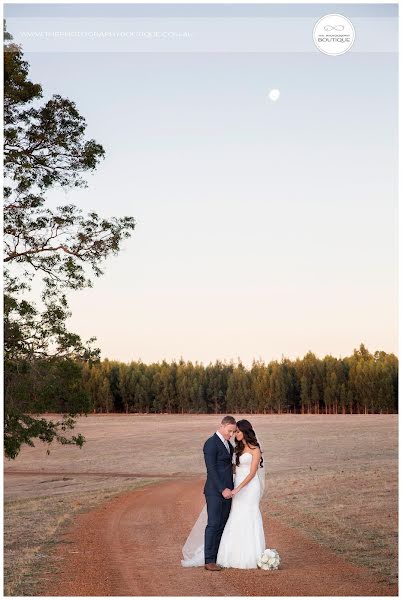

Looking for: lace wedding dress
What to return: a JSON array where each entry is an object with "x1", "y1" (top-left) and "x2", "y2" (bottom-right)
[{"x1": 181, "y1": 450, "x2": 266, "y2": 569}]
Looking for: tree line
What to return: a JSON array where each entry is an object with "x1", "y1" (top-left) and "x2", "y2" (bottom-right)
[{"x1": 6, "y1": 344, "x2": 398, "y2": 418}]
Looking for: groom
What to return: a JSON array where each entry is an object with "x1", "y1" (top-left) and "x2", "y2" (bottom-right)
[{"x1": 203, "y1": 415, "x2": 237, "y2": 571}]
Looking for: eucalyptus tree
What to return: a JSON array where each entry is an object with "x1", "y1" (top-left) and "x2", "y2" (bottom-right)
[{"x1": 4, "y1": 24, "x2": 136, "y2": 458}]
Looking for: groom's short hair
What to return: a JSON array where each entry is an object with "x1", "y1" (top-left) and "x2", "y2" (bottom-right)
[{"x1": 221, "y1": 415, "x2": 236, "y2": 425}]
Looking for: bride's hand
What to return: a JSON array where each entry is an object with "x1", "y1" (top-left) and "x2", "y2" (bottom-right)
[{"x1": 231, "y1": 487, "x2": 239, "y2": 496}]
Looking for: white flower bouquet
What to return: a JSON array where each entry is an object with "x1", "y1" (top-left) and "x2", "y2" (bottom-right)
[{"x1": 257, "y1": 548, "x2": 281, "y2": 570}]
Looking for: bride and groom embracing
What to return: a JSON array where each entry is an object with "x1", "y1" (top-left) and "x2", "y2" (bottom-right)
[{"x1": 181, "y1": 415, "x2": 266, "y2": 570}]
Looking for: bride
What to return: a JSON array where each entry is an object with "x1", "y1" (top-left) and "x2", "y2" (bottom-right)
[{"x1": 181, "y1": 419, "x2": 266, "y2": 569}]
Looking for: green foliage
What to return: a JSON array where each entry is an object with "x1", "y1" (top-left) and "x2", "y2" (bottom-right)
[
  {"x1": 3, "y1": 23, "x2": 136, "y2": 458},
  {"x1": 4, "y1": 410, "x2": 86, "y2": 461}
]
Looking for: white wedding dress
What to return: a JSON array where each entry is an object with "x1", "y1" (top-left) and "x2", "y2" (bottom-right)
[
  {"x1": 181, "y1": 450, "x2": 266, "y2": 569},
  {"x1": 216, "y1": 452, "x2": 265, "y2": 568}
]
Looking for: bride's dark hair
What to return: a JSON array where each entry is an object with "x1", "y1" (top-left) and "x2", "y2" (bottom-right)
[{"x1": 235, "y1": 419, "x2": 264, "y2": 468}]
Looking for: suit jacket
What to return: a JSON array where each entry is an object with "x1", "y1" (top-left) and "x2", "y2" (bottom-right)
[{"x1": 203, "y1": 432, "x2": 234, "y2": 496}]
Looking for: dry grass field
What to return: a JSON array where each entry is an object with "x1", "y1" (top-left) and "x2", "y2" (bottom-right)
[{"x1": 3, "y1": 413, "x2": 398, "y2": 595}]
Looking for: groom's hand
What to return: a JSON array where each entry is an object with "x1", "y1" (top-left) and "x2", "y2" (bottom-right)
[{"x1": 222, "y1": 488, "x2": 232, "y2": 499}]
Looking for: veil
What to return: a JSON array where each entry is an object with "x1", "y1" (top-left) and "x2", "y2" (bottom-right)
[
  {"x1": 181, "y1": 503, "x2": 208, "y2": 567},
  {"x1": 181, "y1": 432, "x2": 266, "y2": 567}
]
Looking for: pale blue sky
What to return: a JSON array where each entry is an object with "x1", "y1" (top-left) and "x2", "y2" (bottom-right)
[{"x1": 4, "y1": 4, "x2": 398, "y2": 366}]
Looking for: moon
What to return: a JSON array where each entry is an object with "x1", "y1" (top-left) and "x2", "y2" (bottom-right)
[{"x1": 268, "y1": 89, "x2": 280, "y2": 102}]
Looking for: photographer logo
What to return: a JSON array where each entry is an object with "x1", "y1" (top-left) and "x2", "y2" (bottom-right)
[{"x1": 313, "y1": 14, "x2": 355, "y2": 55}]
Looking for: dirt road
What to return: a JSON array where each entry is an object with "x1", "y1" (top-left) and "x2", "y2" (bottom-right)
[{"x1": 43, "y1": 475, "x2": 397, "y2": 596}]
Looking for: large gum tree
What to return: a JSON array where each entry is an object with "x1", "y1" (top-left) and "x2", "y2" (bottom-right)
[{"x1": 3, "y1": 23, "x2": 136, "y2": 459}]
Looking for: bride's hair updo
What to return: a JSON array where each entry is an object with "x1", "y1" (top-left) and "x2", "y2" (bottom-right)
[{"x1": 235, "y1": 419, "x2": 264, "y2": 468}]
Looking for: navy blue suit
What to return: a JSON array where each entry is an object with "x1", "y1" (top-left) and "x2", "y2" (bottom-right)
[{"x1": 203, "y1": 433, "x2": 234, "y2": 564}]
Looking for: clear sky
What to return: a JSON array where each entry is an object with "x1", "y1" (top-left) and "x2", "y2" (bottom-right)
[{"x1": 4, "y1": 3, "x2": 398, "y2": 366}]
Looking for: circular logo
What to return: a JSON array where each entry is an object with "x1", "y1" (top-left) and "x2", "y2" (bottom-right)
[{"x1": 313, "y1": 14, "x2": 355, "y2": 55}]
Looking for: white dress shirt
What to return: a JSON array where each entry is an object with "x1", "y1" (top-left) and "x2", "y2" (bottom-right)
[{"x1": 216, "y1": 430, "x2": 230, "y2": 453}]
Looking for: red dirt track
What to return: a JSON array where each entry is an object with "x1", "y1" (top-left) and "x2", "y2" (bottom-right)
[{"x1": 43, "y1": 475, "x2": 397, "y2": 597}]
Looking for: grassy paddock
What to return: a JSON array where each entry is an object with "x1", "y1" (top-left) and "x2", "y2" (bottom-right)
[
  {"x1": 4, "y1": 413, "x2": 398, "y2": 592},
  {"x1": 265, "y1": 469, "x2": 397, "y2": 586},
  {"x1": 3, "y1": 478, "x2": 163, "y2": 596}
]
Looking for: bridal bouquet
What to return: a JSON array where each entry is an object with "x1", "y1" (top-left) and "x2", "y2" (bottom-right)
[{"x1": 257, "y1": 548, "x2": 281, "y2": 570}]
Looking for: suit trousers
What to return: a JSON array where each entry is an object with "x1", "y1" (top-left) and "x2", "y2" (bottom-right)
[{"x1": 204, "y1": 493, "x2": 232, "y2": 564}]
